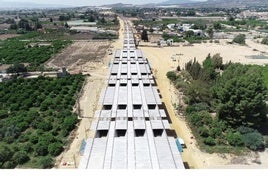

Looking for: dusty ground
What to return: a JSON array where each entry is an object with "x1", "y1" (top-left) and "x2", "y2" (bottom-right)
[
  {"x1": 45, "y1": 40, "x2": 111, "y2": 73},
  {"x1": 54, "y1": 18, "x2": 124, "y2": 169},
  {"x1": 140, "y1": 39, "x2": 268, "y2": 169}
]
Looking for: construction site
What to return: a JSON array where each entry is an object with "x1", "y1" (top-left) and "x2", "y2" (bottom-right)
[{"x1": 78, "y1": 18, "x2": 185, "y2": 169}]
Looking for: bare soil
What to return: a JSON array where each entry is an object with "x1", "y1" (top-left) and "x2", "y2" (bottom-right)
[
  {"x1": 140, "y1": 39, "x2": 268, "y2": 169},
  {"x1": 45, "y1": 40, "x2": 111, "y2": 73}
]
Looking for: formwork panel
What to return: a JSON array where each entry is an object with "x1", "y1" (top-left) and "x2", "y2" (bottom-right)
[
  {"x1": 154, "y1": 137, "x2": 176, "y2": 169},
  {"x1": 135, "y1": 136, "x2": 152, "y2": 169},
  {"x1": 143, "y1": 87, "x2": 157, "y2": 104},
  {"x1": 162, "y1": 120, "x2": 171, "y2": 129},
  {"x1": 167, "y1": 137, "x2": 185, "y2": 169},
  {"x1": 115, "y1": 119, "x2": 128, "y2": 130},
  {"x1": 149, "y1": 110, "x2": 161, "y2": 119},
  {"x1": 134, "y1": 119, "x2": 146, "y2": 129},
  {"x1": 97, "y1": 121, "x2": 110, "y2": 130},
  {"x1": 103, "y1": 122, "x2": 115, "y2": 169},
  {"x1": 145, "y1": 121, "x2": 160, "y2": 169},
  {"x1": 111, "y1": 64, "x2": 119, "y2": 74},
  {"x1": 127, "y1": 121, "x2": 135, "y2": 169},
  {"x1": 132, "y1": 86, "x2": 142, "y2": 105},
  {"x1": 114, "y1": 50, "x2": 121, "y2": 58},
  {"x1": 90, "y1": 120, "x2": 98, "y2": 130},
  {"x1": 159, "y1": 109, "x2": 167, "y2": 118},
  {"x1": 100, "y1": 110, "x2": 112, "y2": 118},
  {"x1": 130, "y1": 64, "x2": 138, "y2": 73},
  {"x1": 86, "y1": 138, "x2": 107, "y2": 169},
  {"x1": 117, "y1": 86, "x2": 128, "y2": 104},
  {"x1": 150, "y1": 119, "x2": 164, "y2": 129},
  {"x1": 121, "y1": 64, "x2": 128, "y2": 73},
  {"x1": 103, "y1": 87, "x2": 115, "y2": 105},
  {"x1": 112, "y1": 137, "x2": 127, "y2": 169}
]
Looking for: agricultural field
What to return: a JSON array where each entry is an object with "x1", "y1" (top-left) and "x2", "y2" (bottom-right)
[
  {"x1": 0, "y1": 38, "x2": 71, "y2": 71},
  {"x1": 0, "y1": 75, "x2": 84, "y2": 168}
]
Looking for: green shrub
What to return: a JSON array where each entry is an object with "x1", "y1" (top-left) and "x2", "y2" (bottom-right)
[
  {"x1": 204, "y1": 136, "x2": 216, "y2": 146},
  {"x1": 226, "y1": 132, "x2": 244, "y2": 146},
  {"x1": 185, "y1": 103, "x2": 209, "y2": 114},
  {"x1": 233, "y1": 34, "x2": 246, "y2": 45},
  {"x1": 198, "y1": 126, "x2": 209, "y2": 137},
  {"x1": 261, "y1": 37, "x2": 268, "y2": 45},
  {"x1": 242, "y1": 132, "x2": 264, "y2": 151},
  {"x1": 38, "y1": 156, "x2": 54, "y2": 169},
  {"x1": 166, "y1": 71, "x2": 177, "y2": 81},
  {"x1": 48, "y1": 142, "x2": 63, "y2": 157},
  {"x1": 13, "y1": 151, "x2": 30, "y2": 165},
  {"x1": 187, "y1": 111, "x2": 213, "y2": 127}
]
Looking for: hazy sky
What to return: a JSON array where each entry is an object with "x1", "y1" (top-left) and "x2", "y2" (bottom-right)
[{"x1": 1, "y1": 0, "x2": 206, "y2": 6}]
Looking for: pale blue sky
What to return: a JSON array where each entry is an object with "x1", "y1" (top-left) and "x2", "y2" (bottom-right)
[{"x1": 0, "y1": 0, "x2": 206, "y2": 6}]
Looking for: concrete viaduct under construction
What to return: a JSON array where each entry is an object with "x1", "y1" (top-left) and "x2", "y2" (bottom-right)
[{"x1": 79, "y1": 19, "x2": 185, "y2": 169}]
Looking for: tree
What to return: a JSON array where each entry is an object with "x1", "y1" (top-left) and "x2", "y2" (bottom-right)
[
  {"x1": 59, "y1": 15, "x2": 70, "y2": 21},
  {"x1": 64, "y1": 22, "x2": 69, "y2": 28},
  {"x1": 0, "y1": 144, "x2": 13, "y2": 166},
  {"x1": 213, "y1": 22, "x2": 222, "y2": 30},
  {"x1": 100, "y1": 17, "x2": 106, "y2": 24},
  {"x1": 233, "y1": 34, "x2": 246, "y2": 45},
  {"x1": 207, "y1": 27, "x2": 214, "y2": 39},
  {"x1": 216, "y1": 64, "x2": 267, "y2": 128},
  {"x1": 88, "y1": 15, "x2": 95, "y2": 22},
  {"x1": 166, "y1": 71, "x2": 177, "y2": 81},
  {"x1": 34, "y1": 22, "x2": 42, "y2": 30},
  {"x1": 141, "y1": 30, "x2": 149, "y2": 42},
  {"x1": 48, "y1": 142, "x2": 63, "y2": 156},
  {"x1": 204, "y1": 136, "x2": 216, "y2": 146},
  {"x1": 211, "y1": 53, "x2": 223, "y2": 69},
  {"x1": 13, "y1": 151, "x2": 29, "y2": 165},
  {"x1": 185, "y1": 80, "x2": 212, "y2": 104},
  {"x1": 35, "y1": 141, "x2": 48, "y2": 156},
  {"x1": 185, "y1": 59, "x2": 201, "y2": 80},
  {"x1": 9, "y1": 24, "x2": 18, "y2": 30},
  {"x1": 7, "y1": 63, "x2": 27, "y2": 73},
  {"x1": 18, "y1": 19, "x2": 31, "y2": 31},
  {"x1": 38, "y1": 156, "x2": 54, "y2": 169},
  {"x1": 62, "y1": 115, "x2": 77, "y2": 132}
]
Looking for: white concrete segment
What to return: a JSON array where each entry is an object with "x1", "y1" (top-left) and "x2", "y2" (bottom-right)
[{"x1": 79, "y1": 18, "x2": 185, "y2": 169}]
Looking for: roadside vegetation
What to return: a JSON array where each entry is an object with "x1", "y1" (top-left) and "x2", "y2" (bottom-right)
[
  {"x1": 167, "y1": 54, "x2": 268, "y2": 153},
  {"x1": 0, "y1": 75, "x2": 84, "y2": 168}
]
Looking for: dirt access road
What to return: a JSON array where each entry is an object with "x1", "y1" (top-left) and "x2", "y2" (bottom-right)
[
  {"x1": 140, "y1": 40, "x2": 268, "y2": 169},
  {"x1": 54, "y1": 18, "x2": 124, "y2": 169}
]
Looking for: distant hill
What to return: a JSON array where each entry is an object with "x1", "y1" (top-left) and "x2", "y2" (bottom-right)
[
  {"x1": 204, "y1": 0, "x2": 268, "y2": 7},
  {"x1": 160, "y1": 0, "x2": 268, "y2": 7},
  {"x1": 186, "y1": 0, "x2": 268, "y2": 7},
  {"x1": 101, "y1": 3, "x2": 133, "y2": 8},
  {"x1": 161, "y1": 0, "x2": 194, "y2": 5}
]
